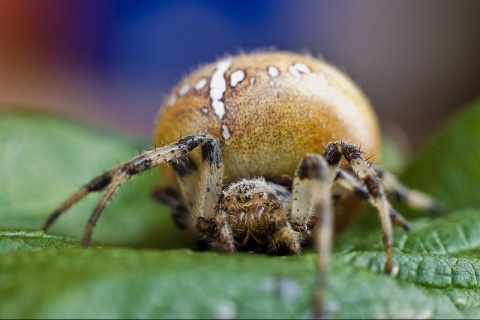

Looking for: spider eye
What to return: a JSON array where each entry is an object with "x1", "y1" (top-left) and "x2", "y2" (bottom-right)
[
  {"x1": 258, "y1": 192, "x2": 264, "y2": 198},
  {"x1": 236, "y1": 193, "x2": 251, "y2": 202}
]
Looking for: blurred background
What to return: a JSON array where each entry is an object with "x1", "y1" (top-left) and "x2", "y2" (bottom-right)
[{"x1": 0, "y1": 0, "x2": 479, "y2": 151}]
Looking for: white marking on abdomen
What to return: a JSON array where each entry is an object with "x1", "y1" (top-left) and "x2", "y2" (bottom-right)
[
  {"x1": 178, "y1": 83, "x2": 190, "y2": 96},
  {"x1": 221, "y1": 124, "x2": 231, "y2": 140},
  {"x1": 293, "y1": 62, "x2": 311, "y2": 74},
  {"x1": 288, "y1": 61, "x2": 312, "y2": 79},
  {"x1": 201, "y1": 107, "x2": 209, "y2": 114},
  {"x1": 195, "y1": 78, "x2": 208, "y2": 91},
  {"x1": 167, "y1": 94, "x2": 177, "y2": 107},
  {"x1": 230, "y1": 69, "x2": 245, "y2": 87},
  {"x1": 267, "y1": 66, "x2": 279, "y2": 78},
  {"x1": 210, "y1": 58, "x2": 233, "y2": 120},
  {"x1": 250, "y1": 77, "x2": 256, "y2": 85}
]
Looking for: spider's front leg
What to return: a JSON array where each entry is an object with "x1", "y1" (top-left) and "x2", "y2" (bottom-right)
[
  {"x1": 296, "y1": 142, "x2": 398, "y2": 317},
  {"x1": 324, "y1": 141, "x2": 395, "y2": 274},
  {"x1": 42, "y1": 134, "x2": 220, "y2": 247},
  {"x1": 165, "y1": 136, "x2": 236, "y2": 252},
  {"x1": 290, "y1": 153, "x2": 338, "y2": 318}
]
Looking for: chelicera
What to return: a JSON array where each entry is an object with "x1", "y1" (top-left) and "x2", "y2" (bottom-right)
[{"x1": 42, "y1": 51, "x2": 440, "y2": 316}]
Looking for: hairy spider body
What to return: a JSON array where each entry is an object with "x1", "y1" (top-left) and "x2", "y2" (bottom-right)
[
  {"x1": 43, "y1": 51, "x2": 440, "y2": 317},
  {"x1": 221, "y1": 178, "x2": 293, "y2": 249}
]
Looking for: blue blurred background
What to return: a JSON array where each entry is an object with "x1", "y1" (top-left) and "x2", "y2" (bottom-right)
[{"x1": 0, "y1": 0, "x2": 479, "y2": 150}]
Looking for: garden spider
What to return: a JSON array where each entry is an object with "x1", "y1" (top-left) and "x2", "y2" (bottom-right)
[{"x1": 42, "y1": 51, "x2": 440, "y2": 317}]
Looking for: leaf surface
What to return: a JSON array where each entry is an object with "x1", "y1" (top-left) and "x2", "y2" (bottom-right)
[{"x1": 1, "y1": 102, "x2": 479, "y2": 318}]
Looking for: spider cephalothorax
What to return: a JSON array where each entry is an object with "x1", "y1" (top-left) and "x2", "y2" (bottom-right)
[
  {"x1": 215, "y1": 177, "x2": 300, "y2": 253},
  {"x1": 42, "y1": 51, "x2": 440, "y2": 317}
]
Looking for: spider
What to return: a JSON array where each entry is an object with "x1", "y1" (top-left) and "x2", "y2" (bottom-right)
[{"x1": 42, "y1": 51, "x2": 440, "y2": 317}]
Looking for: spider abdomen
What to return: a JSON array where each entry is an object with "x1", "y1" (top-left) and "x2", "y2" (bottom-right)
[
  {"x1": 155, "y1": 52, "x2": 380, "y2": 183},
  {"x1": 155, "y1": 51, "x2": 381, "y2": 232}
]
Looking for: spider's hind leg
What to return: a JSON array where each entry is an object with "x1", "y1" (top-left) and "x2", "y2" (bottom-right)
[
  {"x1": 372, "y1": 164, "x2": 443, "y2": 214},
  {"x1": 333, "y1": 168, "x2": 411, "y2": 231},
  {"x1": 152, "y1": 187, "x2": 189, "y2": 230}
]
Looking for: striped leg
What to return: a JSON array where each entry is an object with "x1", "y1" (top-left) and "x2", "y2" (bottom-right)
[
  {"x1": 291, "y1": 154, "x2": 335, "y2": 318},
  {"x1": 323, "y1": 141, "x2": 395, "y2": 274},
  {"x1": 42, "y1": 134, "x2": 220, "y2": 247},
  {"x1": 372, "y1": 164, "x2": 443, "y2": 213},
  {"x1": 333, "y1": 168, "x2": 410, "y2": 231}
]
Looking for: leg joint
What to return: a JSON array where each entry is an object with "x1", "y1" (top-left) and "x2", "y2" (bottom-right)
[{"x1": 86, "y1": 173, "x2": 112, "y2": 192}]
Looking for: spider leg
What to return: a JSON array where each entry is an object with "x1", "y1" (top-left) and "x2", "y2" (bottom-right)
[
  {"x1": 170, "y1": 138, "x2": 225, "y2": 229},
  {"x1": 82, "y1": 169, "x2": 128, "y2": 246},
  {"x1": 43, "y1": 134, "x2": 219, "y2": 247},
  {"x1": 269, "y1": 208, "x2": 301, "y2": 253},
  {"x1": 166, "y1": 136, "x2": 230, "y2": 251},
  {"x1": 333, "y1": 168, "x2": 369, "y2": 200},
  {"x1": 158, "y1": 154, "x2": 205, "y2": 233},
  {"x1": 152, "y1": 187, "x2": 189, "y2": 229},
  {"x1": 191, "y1": 138, "x2": 224, "y2": 221},
  {"x1": 169, "y1": 155, "x2": 198, "y2": 211},
  {"x1": 333, "y1": 168, "x2": 410, "y2": 231},
  {"x1": 331, "y1": 168, "x2": 368, "y2": 211},
  {"x1": 324, "y1": 141, "x2": 394, "y2": 274},
  {"x1": 197, "y1": 207, "x2": 236, "y2": 252},
  {"x1": 290, "y1": 154, "x2": 335, "y2": 318},
  {"x1": 290, "y1": 155, "x2": 336, "y2": 227},
  {"x1": 372, "y1": 164, "x2": 443, "y2": 214},
  {"x1": 213, "y1": 212, "x2": 236, "y2": 252},
  {"x1": 42, "y1": 173, "x2": 114, "y2": 231}
]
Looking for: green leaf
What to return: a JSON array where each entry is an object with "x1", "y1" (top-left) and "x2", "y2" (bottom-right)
[
  {"x1": 0, "y1": 229, "x2": 80, "y2": 253},
  {"x1": 401, "y1": 99, "x2": 480, "y2": 213},
  {"x1": 1, "y1": 99, "x2": 480, "y2": 319},
  {"x1": 0, "y1": 109, "x2": 191, "y2": 249},
  {"x1": 343, "y1": 213, "x2": 480, "y2": 318}
]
